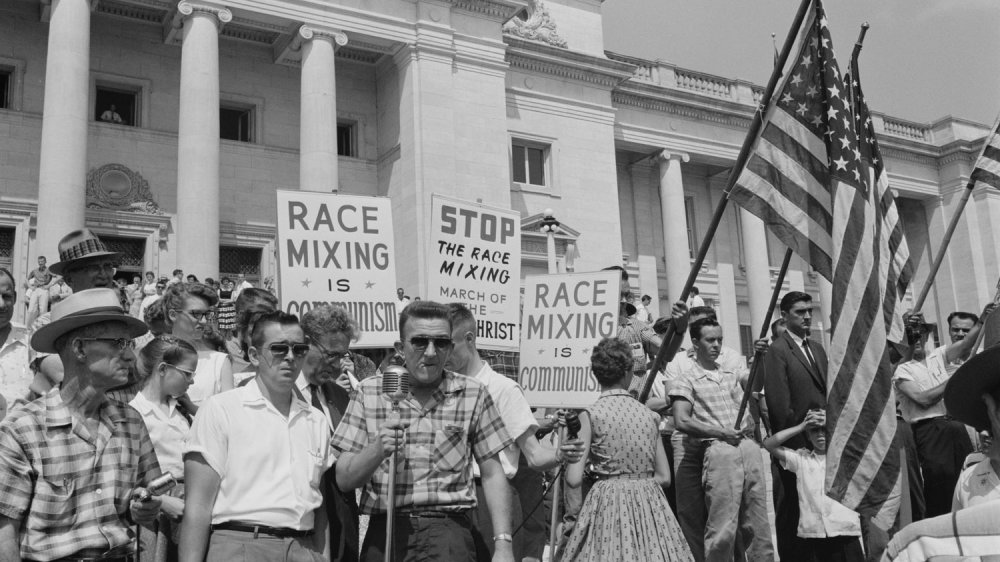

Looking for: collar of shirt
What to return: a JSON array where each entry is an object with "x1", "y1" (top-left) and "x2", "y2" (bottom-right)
[
  {"x1": 599, "y1": 388, "x2": 631, "y2": 398},
  {"x1": 130, "y1": 391, "x2": 178, "y2": 421},
  {"x1": 243, "y1": 378, "x2": 312, "y2": 420},
  {"x1": 43, "y1": 388, "x2": 128, "y2": 440},
  {"x1": 786, "y1": 330, "x2": 806, "y2": 347},
  {"x1": 400, "y1": 370, "x2": 467, "y2": 412},
  {"x1": 0, "y1": 324, "x2": 29, "y2": 355},
  {"x1": 690, "y1": 360, "x2": 726, "y2": 382}
]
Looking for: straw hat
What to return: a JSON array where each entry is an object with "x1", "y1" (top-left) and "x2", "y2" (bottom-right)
[
  {"x1": 31, "y1": 288, "x2": 148, "y2": 353},
  {"x1": 943, "y1": 345, "x2": 1000, "y2": 432},
  {"x1": 49, "y1": 229, "x2": 119, "y2": 276}
]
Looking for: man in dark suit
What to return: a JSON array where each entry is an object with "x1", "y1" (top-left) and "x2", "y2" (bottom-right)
[
  {"x1": 763, "y1": 291, "x2": 827, "y2": 562},
  {"x1": 300, "y1": 304, "x2": 361, "y2": 562}
]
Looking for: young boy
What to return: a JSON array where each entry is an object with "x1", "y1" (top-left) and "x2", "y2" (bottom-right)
[{"x1": 763, "y1": 409, "x2": 865, "y2": 562}]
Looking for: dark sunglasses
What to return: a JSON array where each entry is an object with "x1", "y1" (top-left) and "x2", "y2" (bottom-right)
[
  {"x1": 408, "y1": 336, "x2": 453, "y2": 351},
  {"x1": 267, "y1": 342, "x2": 311, "y2": 358}
]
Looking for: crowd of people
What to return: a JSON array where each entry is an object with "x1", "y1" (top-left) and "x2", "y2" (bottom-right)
[{"x1": 1, "y1": 228, "x2": 1000, "y2": 562}]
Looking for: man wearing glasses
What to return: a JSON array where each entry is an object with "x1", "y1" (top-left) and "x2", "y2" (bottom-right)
[
  {"x1": 180, "y1": 310, "x2": 334, "y2": 562},
  {"x1": 298, "y1": 304, "x2": 365, "y2": 562},
  {"x1": 0, "y1": 288, "x2": 163, "y2": 561},
  {"x1": 333, "y1": 300, "x2": 515, "y2": 562}
]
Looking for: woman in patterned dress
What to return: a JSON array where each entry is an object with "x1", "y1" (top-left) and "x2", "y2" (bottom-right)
[
  {"x1": 562, "y1": 337, "x2": 693, "y2": 562},
  {"x1": 215, "y1": 277, "x2": 237, "y2": 338}
]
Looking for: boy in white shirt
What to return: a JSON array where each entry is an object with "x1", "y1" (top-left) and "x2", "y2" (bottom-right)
[{"x1": 764, "y1": 408, "x2": 864, "y2": 562}]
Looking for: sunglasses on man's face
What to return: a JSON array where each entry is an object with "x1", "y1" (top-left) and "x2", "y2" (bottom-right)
[
  {"x1": 408, "y1": 336, "x2": 454, "y2": 351},
  {"x1": 266, "y1": 342, "x2": 311, "y2": 359}
]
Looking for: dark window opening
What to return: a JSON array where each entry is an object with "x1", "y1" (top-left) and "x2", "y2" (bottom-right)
[
  {"x1": 512, "y1": 142, "x2": 546, "y2": 186},
  {"x1": 337, "y1": 123, "x2": 355, "y2": 157},
  {"x1": 95, "y1": 86, "x2": 138, "y2": 126},
  {"x1": 0, "y1": 70, "x2": 11, "y2": 109},
  {"x1": 220, "y1": 106, "x2": 253, "y2": 142}
]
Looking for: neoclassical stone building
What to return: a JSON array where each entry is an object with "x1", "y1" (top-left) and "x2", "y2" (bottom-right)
[{"x1": 0, "y1": 0, "x2": 992, "y2": 352}]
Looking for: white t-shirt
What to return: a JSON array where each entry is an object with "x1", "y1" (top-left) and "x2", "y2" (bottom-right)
[
  {"x1": 0, "y1": 324, "x2": 31, "y2": 409},
  {"x1": 893, "y1": 358, "x2": 948, "y2": 423},
  {"x1": 472, "y1": 361, "x2": 538, "y2": 478},
  {"x1": 953, "y1": 458, "x2": 1000, "y2": 512},
  {"x1": 184, "y1": 380, "x2": 333, "y2": 530},
  {"x1": 188, "y1": 351, "x2": 229, "y2": 405},
  {"x1": 778, "y1": 447, "x2": 862, "y2": 538},
  {"x1": 129, "y1": 391, "x2": 190, "y2": 478}
]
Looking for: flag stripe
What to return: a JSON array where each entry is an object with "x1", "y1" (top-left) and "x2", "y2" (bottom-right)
[{"x1": 746, "y1": 144, "x2": 833, "y2": 229}]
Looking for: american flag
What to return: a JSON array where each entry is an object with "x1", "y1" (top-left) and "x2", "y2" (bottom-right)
[
  {"x1": 969, "y1": 120, "x2": 1000, "y2": 191},
  {"x1": 728, "y1": 0, "x2": 901, "y2": 525}
]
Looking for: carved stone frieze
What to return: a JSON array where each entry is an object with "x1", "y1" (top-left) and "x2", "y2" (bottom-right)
[
  {"x1": 503, "y1": 0, "x2": 567, "y2": 48},
  {"x1": 86, "y1": 163, "x2": 165, "y2": 215}
]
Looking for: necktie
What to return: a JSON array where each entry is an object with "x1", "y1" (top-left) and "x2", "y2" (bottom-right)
[
  {"x1": 802, "y1": 340, "x2": 818, "y2": 371},
  {"x1": 309, "y1": 384, "x2": 324, "y2": 411}
]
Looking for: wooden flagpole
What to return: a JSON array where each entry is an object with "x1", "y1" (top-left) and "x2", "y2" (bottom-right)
[
  {"x1": 967, "y1": 276, "x2": 1000, "y2": 358},
  {"x1": 637, "y1": 0, "x2": 816, "y2": 403},
  {"x1": 911, "y1": 112, "x2": 1000, "y2": 313}
]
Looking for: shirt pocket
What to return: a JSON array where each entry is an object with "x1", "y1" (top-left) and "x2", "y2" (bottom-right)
[{"x1": 433, "y1": 425, "x2": 468, "y2": 472}]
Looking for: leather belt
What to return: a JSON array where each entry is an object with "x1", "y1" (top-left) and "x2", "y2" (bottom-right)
[
  {"x1": 394, "y1": 510, "x2": 471, "y2": 521},
  {"x1": 212, "y1": 521, "x2": 313, "y2": 538},
  {"x1": 47, "y1": 555, "x2": 135, "y2": 562}
]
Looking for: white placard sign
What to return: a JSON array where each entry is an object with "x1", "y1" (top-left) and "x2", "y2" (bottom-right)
[
  {"x1": 428, "y1": 195, "x2": 521, "y2": 351},
  {"x1": 275, "y1": 190, "x2": 399, "y2": 347},
  {"x1": 519, "y1": 270, "x2": 620, "y2": 408}
]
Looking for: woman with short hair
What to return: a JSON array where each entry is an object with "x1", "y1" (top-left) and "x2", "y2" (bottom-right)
[
  {"x1": 562, "y1": 337, "x2": 693, "y2": 562},
  {"x1": 161, "y1": 283, "x2": 233, "y2": 405}
]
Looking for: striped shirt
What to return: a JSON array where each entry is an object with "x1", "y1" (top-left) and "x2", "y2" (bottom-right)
[
  {"x1": 0, "y1": 389, "x2": 161, "y2": 561},
  {"x1": 668, "y1": 359, "x2": 751, "y2": 441},
  {"x1": 331, "y1": 370, "x2": 511, "y2": 515}
]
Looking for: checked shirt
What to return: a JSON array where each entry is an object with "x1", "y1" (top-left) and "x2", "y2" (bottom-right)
[
  {"x1": 0, "y1": 389, "x2": 161, "y2": 561},
  {"x1": 331, "y1": 370, "x2": 511, "y2": 515}
]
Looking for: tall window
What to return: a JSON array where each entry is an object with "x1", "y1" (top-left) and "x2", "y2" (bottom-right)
[
  {"x1": 220, "y1": 105, "x2": 254, "y2": 143},
  {"x1": 0, "y1": 69, "x2": 10, "y2": 110},
  {"x1": 337, "y1": 123, "x2": 355, "y2": 157},
  {"x1": 739, "y1": 324, "x2": 754, "y2": 358},
  {"x1": 512, "y1": 140, "x2": 548, "y2": 187},
  {"x1": 95, "y1": 84, "x2": 139, "y2": 126},
  {"x1": 684, "y1": 196, "x2": 697, "y2": 258}
]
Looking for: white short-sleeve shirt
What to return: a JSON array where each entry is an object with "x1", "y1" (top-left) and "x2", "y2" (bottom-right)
[
  {"x1": 472, "y1": 362, "x2": 538, "y2": 478},
  {"x1": 779, "y1": 447, "x2": 862, "y2": 538},
  {"x1": 129, "y1": 391, "x2": 190, "y2": 478},
  {"x1": 184, "y1": 380, "x2": 334, "y2": 530},
  {"x1": 952, "y1": 458, "x2": 1000, "y2": 512},
  {"x1": 0, "y1": 324, "x2": 31, "y2": 408}
]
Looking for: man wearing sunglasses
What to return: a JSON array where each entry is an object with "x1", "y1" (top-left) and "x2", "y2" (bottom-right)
[
  {"x1": 181, "y1": 311, "x2": 334, "y2": 562},
  {"x1": 0, "y1": 288, "x2": 162, "y2": 562},
  {"x1": 333, "y1": 300, "x2": 515, "y2": 562}
]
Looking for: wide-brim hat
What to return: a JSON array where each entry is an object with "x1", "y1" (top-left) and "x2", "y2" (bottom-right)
[
  {"x1": 620, "y1": 300, "x2": 637, "y2": 317},
  {"x1": 943, "y1": 345, "x2": 1000, "y2": 432},
  {"x1": 49, "y1": 228, "x2": 119, "y2": 276},
  {"x1": 31, "y1": 288, "x2": 148, "y2": 353}
]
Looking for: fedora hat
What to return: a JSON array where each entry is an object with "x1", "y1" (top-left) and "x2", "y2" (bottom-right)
[
  {"x1": 943, "y1": 345, "x2": 1000, "y2": 432},
  {"x1": 31, "y1": 288, "x2": 148, "y2": 353},
  {"x1": 49, "y1": 229, "x2": 119, "y2": 276}
]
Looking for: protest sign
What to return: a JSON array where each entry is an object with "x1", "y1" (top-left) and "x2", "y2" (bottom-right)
[
  {"x1": 519, "y1": 270, "x2": 620, "y2": 408},
  {"x1": 275, "y1": 190, "x2": 399, "y2": 347},
  {"x1": 428, "y1": 195, "x2": 521, "y2": 350}
]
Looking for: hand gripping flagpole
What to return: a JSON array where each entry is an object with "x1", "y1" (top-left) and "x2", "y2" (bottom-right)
[{"x1": 637, "y1": 0, "x2": 816, "y2": 403}]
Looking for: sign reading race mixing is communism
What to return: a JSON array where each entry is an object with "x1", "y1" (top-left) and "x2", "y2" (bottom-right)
[
  {"x1": 276, "y1": 190, "x2": 399, "y2": 348},
  {"x1": 428, "y1": 195, "x2": 521, "y2": 351},
  {"x1": 520, "y1": 270, "x2": 620, "y2": 408}
]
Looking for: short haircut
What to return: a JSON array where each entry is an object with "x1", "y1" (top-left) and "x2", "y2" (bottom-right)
[
  {"x1": 144, "y1": 299, "x2": 169, "y2": 336},
  {"x1": 186, "y1": 275, "x2": 199, "y2": 282},
  {"x1": 172, "y1": 269, "x2": 183, "y2": 276},
  {"x1": 590, "y1": 338, "x2": 633, "y2": 386},
  {"x1": 690, "y1": 286, "x2": 700, "y2": 295},
  {"x1": 0, "y1": 267, "x2": 15, "y2": 287},
  {"x1": 780, "y1": 291, "x2": 812, "y2": 313},
  {"x1": 948, "y1": 311, "x2": 979, "y2": 326},
  {"x1": 689, "y1": 317, "x2": 721, "y2": 341},
  {"x1": 160, "y1": 282, "x2": 219, "y2": 327},
  {"x1": 652, "y1": 316, "x2": 673, "y2": 336},
  {"x1": 301, "y1": 304, "x2": 360, "y2": 342},
  {"x1": 250, "y1": 310, "x2": 301, "y2": 348},
  {"x1": 137, "y1": 335, "x2": 198, "y2": 380},
  {"x1": 38, "y1": 256, "x2": 46, "y2": 261},
  {"x1": 641, "y1": 294, "x2": 651, "y2": 302},
  {"x1": 220, "y1": 276, "x2": 232, "y2": 284},
  {"x1": 54, "y1": 320, "x2": 128, "y2": 354},
  {"x1": 399, "y1": 300, "x2": 451, "y2": 341},
  {"x1": 602, "y1": 265, "x2": 628, "y2": 281},
  {"x1": 446, "y1": 303, "x2": 476, "y2": 335},
  {"x1": 689, "y1": 306, "x2": 717, "y2": 321},
  {"x1": 146, "y1": 271, "x2": 155, "y2": 277}
]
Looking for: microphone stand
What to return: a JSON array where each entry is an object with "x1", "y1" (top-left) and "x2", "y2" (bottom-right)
[{"x1": 385, "y1": 397, "x2": 401, "y2": 562}]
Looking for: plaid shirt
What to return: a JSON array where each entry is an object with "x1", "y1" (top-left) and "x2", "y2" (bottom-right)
[
  {"x1": 668, "y1": 359, "x2": 751, "y2": 442},
  {"x1": 477, "y1": 350, "x2": 520, "y2": 381},
  {"x1": 0, "y1": 389, "x2": 161, "y2": 561},
  {"x1": 331, "y1": 370, "x2": 511, "y2": 515}
]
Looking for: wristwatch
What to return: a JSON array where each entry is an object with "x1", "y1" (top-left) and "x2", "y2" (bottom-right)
[{"x1": 493, "y1": 533, "x2": 513, "y2": 543}]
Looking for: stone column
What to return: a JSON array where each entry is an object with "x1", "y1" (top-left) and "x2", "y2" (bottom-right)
[
  {"x1": 36, "y1": 0, "x2": 92, "y2": 258},
  {"x1": 298, "y1": 25, "x2": 347, "y2": 192},
  {"x1": 657, "y1": 150, "x2": 690, "y2": 303},
  {"x1": 175, "y1": 1, "x2": 231, "y2": 278},
  {"x1": 740, "y1": 209, "x2": 772, "y2": 337}
]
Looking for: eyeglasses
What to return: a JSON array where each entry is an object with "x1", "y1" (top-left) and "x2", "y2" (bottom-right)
[
  {"x1": 311, "y1": 340, "x2": 350, "y2": 363},
  {"x1": 78, "y1": 337, "x2": 135, "y2": 351},
  {"x1": 71, "y1": 262, "x2": 118, "y2": 276},
  {"x1": 266, "y1": 342, "x2": 311, "y2": 359},
  {"x1": 164, "y1": 363, "x2": 196, "y2": 378},
  {"x1": 408, "y1": 336, "x2": 454, "y2": 351},
  {"x1": 176, "y1": 309, "x2": 217, "y2": 322}
]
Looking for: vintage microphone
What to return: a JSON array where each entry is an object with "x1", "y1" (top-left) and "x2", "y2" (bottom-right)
[{"x1": 381, "y1": 363, "x2": 410, "y2": 562}]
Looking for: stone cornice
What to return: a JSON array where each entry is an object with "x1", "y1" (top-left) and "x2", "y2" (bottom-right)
[
  {"x1": 274, "y1": 24, "x2": 348, "y2": 66},
  {"x1": 613, "y1": 90, "x2": 753, "y2": 131},
  {"x1": 504, "y1": 36, "x2": 635, "y2": 89},
  {"x1": 450, "y1": 0, "x2": 527, "y2": 22}
]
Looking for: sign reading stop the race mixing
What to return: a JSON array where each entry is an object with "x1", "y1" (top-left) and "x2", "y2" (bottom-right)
[
  {"x1": 428, "y1": 195, "x2": 521, "y2": 351},
  {"x1": 275, "y1": 190, "x2": 400, "y2": 348},
  {"x1": 520, "y1": 270, "x2": 620, "y2": 408}
]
